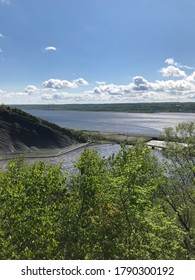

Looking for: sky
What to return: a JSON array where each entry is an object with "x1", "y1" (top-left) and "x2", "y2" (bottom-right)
[{"x1": 0, "y1": 0, "x2": 195, "y2": 104}]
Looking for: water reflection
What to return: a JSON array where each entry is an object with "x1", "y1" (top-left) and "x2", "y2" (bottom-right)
[{"x1": 25, "y1": 110, "x2": 195, "y2": 137}]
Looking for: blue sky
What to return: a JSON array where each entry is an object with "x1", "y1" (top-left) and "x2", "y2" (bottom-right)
[{"x1": 1, "y1": 0, "x2": 195, "y2": 104}]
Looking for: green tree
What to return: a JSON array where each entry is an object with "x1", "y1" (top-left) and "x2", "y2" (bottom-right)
[
  {"x1": 0, "y1": 159, "x2": 67, "y2": 259},
  {"x1": 61, "y1": 145, "x2": 186, "y2": 259},
  {"x1": 0, "y1": 133, "x2": 191, "y2": 260},
  {"x1": 63, "y1": 148, "x2": 114, "y2": 259},
  {"x1": 160, "y1": 122, "x2": 195, "y2": 258},
  {"x1": 108, "y1": 144, "x2": 186, "y2": 259}
]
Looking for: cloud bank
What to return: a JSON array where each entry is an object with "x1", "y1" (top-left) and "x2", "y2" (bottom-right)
[
  {"x1": 1, "y1": 58, "x2": 195, "y2": 103},
  {"x1": 85, "y1": 59, "x2": 195, "y2": 103}
]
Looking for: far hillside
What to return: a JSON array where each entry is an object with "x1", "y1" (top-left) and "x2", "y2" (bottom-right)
[{"x1": 13, "y1": 102, "x2": 195, "y2": 113}]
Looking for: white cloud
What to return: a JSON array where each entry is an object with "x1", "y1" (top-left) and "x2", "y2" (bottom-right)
[
  {"x1": 88, "y1": 69, "x2": 195, "y2": 102},
  {"x1": 15, "y1": 92, "x2": 29, "y2": 96},
  {"x1": 42, "y1": 79, "x2": 77, "y2": 89},
  {"x1": 41, "y1": 94, "x2": 53, "y2": 101},
  {"x1": 0, "y1": 90, "x2": 29, "y2": 99},
  {"x1": 3, "y1": 58, "x2": 195, "y2": 104},
  {"x1": 186, "y1": 71, "x2": 195, "y2": 83},
  {"x1": 0, "y1": 89, "x2": 6, "y2": 95},
  {"x1": 42, "y1": 78, "x2": 89, "y2": 89},
  {"x1": 74, "y1": 78, "x2": 89, "y2": 86},
  {"x1": 24, "y1": 85, "x2": 39, "y2": 95},
  {"x1": 132, "y1": 76, "x2": 151, "y2": 91},
  {"x1": 93, "y1": 84, "x2": 124, "y2": 96},
  {"x1": 44, "y1": 46, "x2": 57, "y2": 52},
  {"x1": 160, "y1": 65, "x2": 186, "y2": 77},
  {"x1": 91, "y1": 76, "x2": 152, "y2": 97},
  {"x1": 152, "y1": 79, "x2": 191, "y2": 93},
  {"x1": 42, "y1": 88, "x2": 57, "y2": 93},
  {"x1": 165, "y1": 57, "x2": 195, "y2": 70},
  {"x1": 165, "y1": 58, "x2": 175, "y2": 65},
  {"x1": 41, "y1": 92, "x2": 73, "y2": 101},
  {"x1": 0, "y1": 33, "x2": 4, "y2": 38},
  {"x1": 0, "y1": 48, "x2": 3, "y2": 53},
  {"x1": 96, "y1": 81, "x2": 106, "y2": 86},
  {"x1": 52, "y1": 92, "x2": 69, "y2": 100}
]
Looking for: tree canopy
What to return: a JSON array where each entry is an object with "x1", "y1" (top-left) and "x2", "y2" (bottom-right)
[{"x1": 0, "y1": 122, "x2": 194, "y2": 259}]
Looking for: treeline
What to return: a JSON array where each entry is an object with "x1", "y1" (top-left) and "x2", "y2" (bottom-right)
[
  {"x1": 0, "y1": 122, "x2": 194, "y2": 259},
  {"x1": 13, "y1": 102, "x2": 195, "y2": 113}
]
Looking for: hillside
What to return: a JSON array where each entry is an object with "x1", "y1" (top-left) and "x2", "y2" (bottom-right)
[{"x1": 0, "y1": 105, "x2": 77, "y2": 154}]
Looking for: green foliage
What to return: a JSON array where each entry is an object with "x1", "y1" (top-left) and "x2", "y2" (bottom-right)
[
  {"x1": 1, "y1": 123, "x2": 195, "y2": 259},
  {"x1": 104, "y1": 145, "x2": 186, "y2": 259},
  {"x1": 160, "y1": 122, "x2": 195, "y2": 258},
  {"x1": 0, "y1": 160, "x2": 67, "y2": 259}
]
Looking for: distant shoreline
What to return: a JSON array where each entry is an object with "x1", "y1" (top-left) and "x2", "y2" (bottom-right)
[{"x1": 11, "y1": 102, "x2": 195, "y2": 113}]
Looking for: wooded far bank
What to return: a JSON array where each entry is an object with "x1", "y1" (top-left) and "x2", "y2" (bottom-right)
[{"x1": 13, "y1": 102, "x2": 195, "y2": 113}]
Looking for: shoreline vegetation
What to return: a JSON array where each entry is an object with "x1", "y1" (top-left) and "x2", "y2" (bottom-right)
[{"x1": 12, "y1": 102, "x2": 195, "y2": 113}]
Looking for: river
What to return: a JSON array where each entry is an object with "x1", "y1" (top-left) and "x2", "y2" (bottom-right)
[
  {"x1": 25, "y1": 110, "x2": 195, "y2": 137},
  {"x1": 1, "y1": 110, "x2": 193, "y2": 171},
  {"x1": 23, "y1": 110, "x2": 192, "y2": 171}
]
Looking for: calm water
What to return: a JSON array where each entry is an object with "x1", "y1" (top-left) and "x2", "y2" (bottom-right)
[{"x1": 26, "y1": 110, "x2": 195, "y2": 136}]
